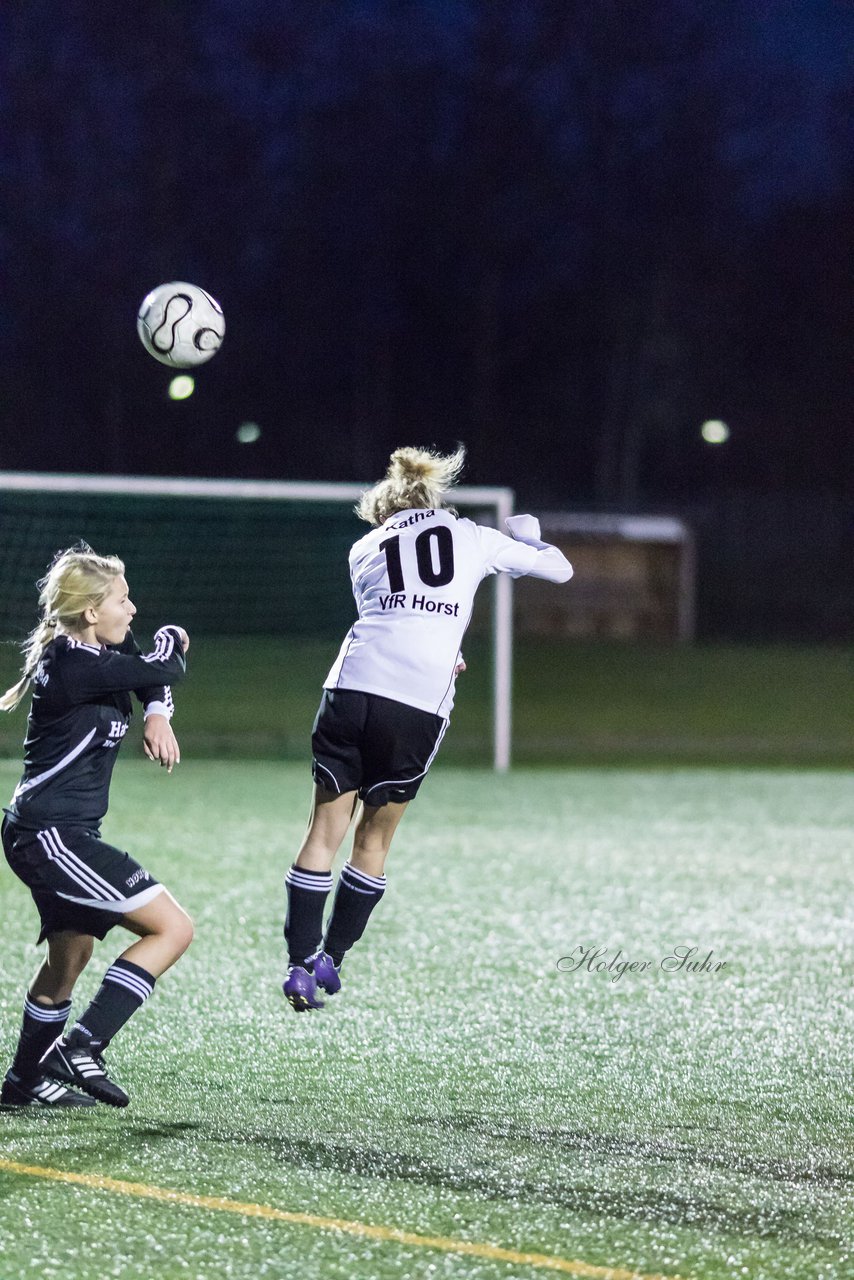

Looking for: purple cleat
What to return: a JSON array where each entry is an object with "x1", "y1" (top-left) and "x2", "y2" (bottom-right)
[
  {"x1": 311, "y1": 951, "x2": 342, "y2": 996},
  {"x1": 282, "y1": 965, "x2": 324, "y2": 1012}
]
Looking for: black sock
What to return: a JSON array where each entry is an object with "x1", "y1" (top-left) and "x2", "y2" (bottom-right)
[
  {"x1": 324, "y1": 863, "x2": 387, "y2": 966},
  {"x1": 9, "y1": 993, "x2": 72, "y2": 1082},
  {"x1": 66, "y1": 959, "x2": 155, "y2": 1052},
  {"x1": 285, "y1": 864, "x2": 333, "y2": 966}
]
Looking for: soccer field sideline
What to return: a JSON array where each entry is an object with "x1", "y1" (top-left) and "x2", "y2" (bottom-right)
[
  {"x1": 0, "y1": 1157, "x2": 680, "y2": 1280},
  {"x1": 1, "y1": 761, "x2": 851, "y2": 1280}
]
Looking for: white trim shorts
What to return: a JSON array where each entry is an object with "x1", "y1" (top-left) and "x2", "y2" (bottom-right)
[
  {"x1": 311, "y1": 688, "x2": 448, "y2": 806},
  {"x1": 2, "y1": 816, "x2": 163, "y2": 943}
]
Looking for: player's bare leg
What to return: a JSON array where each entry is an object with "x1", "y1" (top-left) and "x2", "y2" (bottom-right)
[
  {"x1": 313, "y1": 799, "x2": 408, "y2": 994},
  {"x1": 1, "y1": 931, "x2": 97, "y2": 1109},
  {"x1": 295, "y1": 785, "x2": 359, "y2": 872},
  {"x1": 30, "y1": 930, "x2": 94, "y2": 1002},
  {"x1": 283, "y1": 793, "x2": 409, "y2": 1011},
  {"x1": 40, "y1": 890, "x2": 193, "y2": 1108},
  {"x1": 120, "y1": 889, "x2": 195, "y2": 977},
  {"x1": 284, "y1": 786, "x2": 360, "y2": 1010},
  {"x1": 349, "y1": 799, "x2": 409, "y2": 877}
]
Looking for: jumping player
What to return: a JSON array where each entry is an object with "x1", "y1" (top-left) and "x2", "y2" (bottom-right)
[
  {"x1": 0, "y1": 546, "x2": 192, "y2": 1108},
  {"x1": 283, "y1": 446, "x2": 573, "y2": 1010}
]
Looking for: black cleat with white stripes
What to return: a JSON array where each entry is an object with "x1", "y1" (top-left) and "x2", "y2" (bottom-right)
[
  {"x1": 1, "y1": 1069, "x2": 96, "y2": 1109},
  {"x1": 40, "y1": 1037, "x2": 129, "y2": 1108}
]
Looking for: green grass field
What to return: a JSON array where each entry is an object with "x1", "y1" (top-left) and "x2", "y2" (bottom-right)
[
  {"x1": 0, "y1": 637, "x2": 852, "y2": 764},
  {"x1": 0, "y1": 758, "x2": 851, "y2": 1280}
]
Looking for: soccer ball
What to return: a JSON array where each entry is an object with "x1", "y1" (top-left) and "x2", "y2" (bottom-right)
[{"x1": 137, "y1": 282, "x2": 225, "y2": 367}]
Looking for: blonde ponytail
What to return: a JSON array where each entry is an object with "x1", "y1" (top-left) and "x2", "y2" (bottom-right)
[
  {"x1": 0, "y1": 618, "x2": 57, "y2": 712},
  {"x1": 356, "y1": 445, "x2": 466, "y2": 527},
  {"x1": 0, "y1": 545, "x2": 124, "y2": 712}
]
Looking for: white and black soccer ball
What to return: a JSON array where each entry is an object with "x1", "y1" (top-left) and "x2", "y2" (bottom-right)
[{"x1": 137, "y1": 281, "x2": 225, "y2": 367}]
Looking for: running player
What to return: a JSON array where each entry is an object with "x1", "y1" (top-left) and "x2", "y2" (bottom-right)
[
  {"x1": 283, "y1": 446, "x2": 573, "y2": 1010},
  {"x1": 0, "y1": 545, "x2": 191, "y2": 1109}
]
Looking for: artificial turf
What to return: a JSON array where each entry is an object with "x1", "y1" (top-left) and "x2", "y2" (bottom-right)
[
  {"x1": 0, "y1": 758, "x2": 851, "y2": 1279},
  {"x1": 0, "y1": 637, "x2": 852, "y2": 764}
]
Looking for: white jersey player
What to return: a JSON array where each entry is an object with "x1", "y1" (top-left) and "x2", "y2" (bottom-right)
[
  {"x1": 325, "y1": 506, "x2": 570, "y2": 719},
  {"x1": 282, "y1": 446, "x2": 572, "y2": 1013}
]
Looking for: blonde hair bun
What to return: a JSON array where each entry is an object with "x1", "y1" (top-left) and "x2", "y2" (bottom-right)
[{"x1": 357, "y1": 445, "x2": 465, "y2": 527}]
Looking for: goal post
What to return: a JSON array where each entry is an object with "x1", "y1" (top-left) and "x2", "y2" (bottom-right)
[{"x1": 0, "y1": 472, "x2": 515, "y2": 771}]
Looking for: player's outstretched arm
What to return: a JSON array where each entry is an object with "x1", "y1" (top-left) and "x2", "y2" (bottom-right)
[
  {"x1": 479, "y1": 516, "x2": 573, "y2": 583},
  {"x1": 64, "y1": 626, "x2": 189, "y2": 701}
]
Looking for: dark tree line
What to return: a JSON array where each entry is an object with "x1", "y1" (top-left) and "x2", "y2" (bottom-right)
[{"x1": 0, "y1": 0, "x2": 850, "y2": 507}]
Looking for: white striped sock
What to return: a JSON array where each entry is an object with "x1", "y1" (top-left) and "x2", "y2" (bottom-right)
[
  {"x1": 342, "y1": 863, "x2": 387, "y2": 892},
  {"x1": 286, "y1": 868, "x2": 334, "y2": 892},
  {"x1": 104, "y1": 964, "x2": 154, "y2": 1003},
  {"x1": 24, "y1": 997, "x2": 71, "y2": 1023}
]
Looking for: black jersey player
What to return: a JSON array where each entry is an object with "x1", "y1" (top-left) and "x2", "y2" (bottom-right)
[
  {"x1": 282, "y1": 446, "x2": 573, "y2": 1011},
  {"x1": 0, "y1": 546, "x2": 192, "y2": 1109}
]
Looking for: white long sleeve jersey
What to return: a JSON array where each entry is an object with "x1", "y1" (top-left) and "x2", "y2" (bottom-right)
[{"x1": 324, "y1": 508, "x2": 572, "y2": 718}]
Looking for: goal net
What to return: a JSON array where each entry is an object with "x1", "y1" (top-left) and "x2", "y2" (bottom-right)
[{"x1": 0, "y1": 473, "x2": 514, "y2": 769}]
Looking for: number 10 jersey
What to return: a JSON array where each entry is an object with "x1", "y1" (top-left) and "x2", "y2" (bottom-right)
[{"x1": 324, "y1": 508, "x2": 572, "y2": 718}]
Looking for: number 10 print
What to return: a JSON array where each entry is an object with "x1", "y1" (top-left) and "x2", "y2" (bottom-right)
[{"x1": 379, "y1": 527, "x2": 455, "y2": 593}]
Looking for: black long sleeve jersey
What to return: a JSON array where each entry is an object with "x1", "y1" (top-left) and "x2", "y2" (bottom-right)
[{"x1": 5, "y1": 626, "x2": 187, "y2": 831}]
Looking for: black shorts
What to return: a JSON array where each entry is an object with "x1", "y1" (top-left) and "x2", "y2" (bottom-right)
[
  {"x1": 2, "y1": 816, "x2": 163, "y2": 944},
  {"x1": 311, "y1": 688, "x2": 448, "y2": 806}
]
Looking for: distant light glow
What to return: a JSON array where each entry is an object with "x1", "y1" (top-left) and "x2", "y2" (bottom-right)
[
  {"x1": 236, "y1": 421, "x2": 262, "y2": 444},
  {"x1": 168, "y1": 375, "x2": 195, "y2": 401},
  {"x1": 701, "y1": 419, "x2": 730, "y2": 444}
]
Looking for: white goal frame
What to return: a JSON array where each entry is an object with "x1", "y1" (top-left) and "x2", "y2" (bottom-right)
[{"x1": 0, "y1": 472, "x2": 515, "y2": 771}]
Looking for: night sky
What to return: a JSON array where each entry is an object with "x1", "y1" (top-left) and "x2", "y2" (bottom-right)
[{"x1": 0, "y1": 1, "x2": 851, "y2": 633}]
